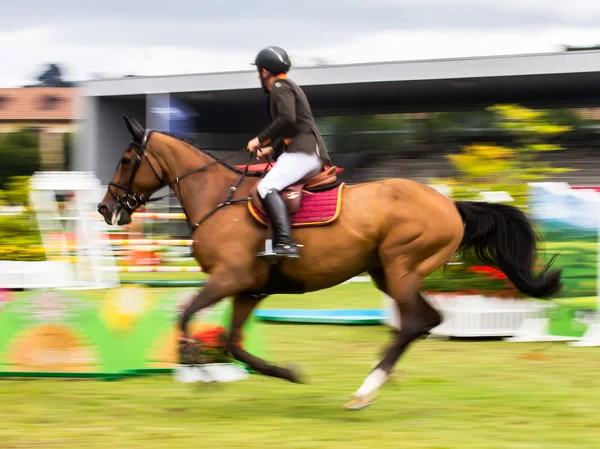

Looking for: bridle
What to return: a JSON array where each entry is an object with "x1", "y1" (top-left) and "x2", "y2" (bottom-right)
[
  {"x1": 105, "y1": 129, "x2": 256, "y2": 231},
  {"x1": 107, "y1": 130, "x2": 164, "y2": 214}
]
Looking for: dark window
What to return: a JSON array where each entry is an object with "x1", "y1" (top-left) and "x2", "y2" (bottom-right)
[{"x1": 41, "y1": 95, "x2": 61, "y2": 110}]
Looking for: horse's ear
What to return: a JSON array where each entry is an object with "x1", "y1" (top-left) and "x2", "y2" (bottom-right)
[
  {"x1": 123, "y1": 114, "x2": 144, "y2": 142},
  {"x1": 131, "y1": 117, "x2": 144, "y2": 131}
]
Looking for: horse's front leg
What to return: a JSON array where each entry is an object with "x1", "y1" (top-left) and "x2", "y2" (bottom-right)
[
  {"x1": 227, "y1": 293, "x2": 304, "y2": 383},
  {"x1": 177, "y1": 270, "x2": 254, "y2": 367},
  {"x1": 178, "y1": 271, "x2": 251, "y2": 335}
]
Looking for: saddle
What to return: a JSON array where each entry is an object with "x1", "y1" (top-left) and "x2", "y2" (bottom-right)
[{"x1": 250, "y1": 166, "x2": 339, "y2": 215}]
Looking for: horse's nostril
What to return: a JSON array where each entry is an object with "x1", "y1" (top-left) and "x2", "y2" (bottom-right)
[{"x1": 97, "y1": 203, "x2": 108, "y2": 214}]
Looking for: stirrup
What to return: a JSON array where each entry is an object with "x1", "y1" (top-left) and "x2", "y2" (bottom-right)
[{"x1": 256, "y1": 239, "x2": 301, "y2": 263}]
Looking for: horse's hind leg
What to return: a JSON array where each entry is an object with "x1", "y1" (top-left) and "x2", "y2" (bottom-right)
[
  {"x1": 227, "y1": 294, "x2": 304, "y2": 383},
  {"x1": 346, "y1": 265, "x2": 441, "y2": 410}
]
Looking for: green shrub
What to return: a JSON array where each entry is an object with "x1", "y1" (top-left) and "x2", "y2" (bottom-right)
[
  {"x1": 0, "y1": 174, "x2": 45, "y2": 261},
  {"x1": 0, "y1": 129, "x2": 41, "y2": 188}
]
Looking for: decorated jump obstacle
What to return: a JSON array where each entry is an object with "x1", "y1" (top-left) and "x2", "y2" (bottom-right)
[
  {"x1": 21, "y1": 171, "x2": 205, "y2": 288},
  {"x1": 95, "y1": 208, "x2": 202, "y2": 283},
  {"x1": 505, "y1": 182, "x2": 600, "y2": 345},
  {"x1": 0, "y1": 171, "x2": 120, "y2": 290},
  {"x1": 0, "y1": 171, "x2": 262, "y2": 381},
  {"x1": 0, "y1": 286, "x2": 265, "y2": 380},
  {"x1": 77, "y1": 197, "x2": 202, "y2": 283}
]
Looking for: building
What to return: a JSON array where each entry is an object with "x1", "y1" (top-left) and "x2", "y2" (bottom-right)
[
  {"x1": 0, "y1": 87, "x2": 80, "y2": 169},
  {"x1": 77, "y1": 50, "x2": 600, "y2": 184}
]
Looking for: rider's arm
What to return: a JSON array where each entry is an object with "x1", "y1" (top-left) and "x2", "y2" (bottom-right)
[{"x1": 257, "y1": 82, "x2": 296, "y2": 146}]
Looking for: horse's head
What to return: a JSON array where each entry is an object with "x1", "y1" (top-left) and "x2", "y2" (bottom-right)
[{"x1": 97, "y1": 115, "x2": 165, "y2": 226}]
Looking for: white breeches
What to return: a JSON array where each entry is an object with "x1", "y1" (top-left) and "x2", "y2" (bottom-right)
[{"x1": 257, "y1": 151, "x2": 323, "y2": 199}]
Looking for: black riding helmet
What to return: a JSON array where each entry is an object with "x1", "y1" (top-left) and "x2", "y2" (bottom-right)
[{"x1": 254, "y1": 46, "x2": 292, "y2": 75}]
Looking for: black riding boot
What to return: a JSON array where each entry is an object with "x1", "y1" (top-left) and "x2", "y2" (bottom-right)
[{"x1": 257, "y1": 189, "x2": 300, "y2": 260}]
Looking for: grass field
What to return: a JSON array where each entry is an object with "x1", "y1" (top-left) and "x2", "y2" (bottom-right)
[{"x1": 2, "y1": 283, "x2": 600, "y2": 448}]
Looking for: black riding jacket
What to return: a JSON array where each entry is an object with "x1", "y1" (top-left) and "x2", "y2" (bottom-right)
[{"x1": 257, "y1": 75, "x2": 331, "y2": 165}]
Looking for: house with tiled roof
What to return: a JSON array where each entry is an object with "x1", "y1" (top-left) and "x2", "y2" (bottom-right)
[{"x1": 0, "y1": 87, "x2": 80, "y2": 169}]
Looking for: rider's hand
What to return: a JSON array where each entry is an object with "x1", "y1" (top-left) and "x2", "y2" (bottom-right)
[
  {"x1": 257, "y1": 146, "x2": 274, "y2": 161},
  {"x1": 247, "y1": 137, "x2": 261, "y2": 153}
]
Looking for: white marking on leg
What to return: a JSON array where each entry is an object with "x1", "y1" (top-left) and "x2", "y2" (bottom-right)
[{"x1": 354, "y1": 368, "x2": 388, "y2": 398}]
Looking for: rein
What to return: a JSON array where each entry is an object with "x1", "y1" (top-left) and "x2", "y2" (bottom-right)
[
  {"x1": 185, "y1": 150, "x2": 255, "y2": 231},
  {"x1": 108, "y1": 129, "x2": 259, "y2": 231}
]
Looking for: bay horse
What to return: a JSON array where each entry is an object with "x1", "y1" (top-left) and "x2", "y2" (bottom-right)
[{"x1": 98, "y1": 116, "x2": 562, "y2": 409}]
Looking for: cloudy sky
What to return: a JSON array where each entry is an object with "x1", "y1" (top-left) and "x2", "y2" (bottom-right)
[{"x1": 1, "y1": 0, "x2": 599, "y2": 87}]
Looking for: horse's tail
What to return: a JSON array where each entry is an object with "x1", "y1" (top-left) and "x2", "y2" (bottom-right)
[{"x1": 454, "y1": 201, "x2": 562, "y2": 299}]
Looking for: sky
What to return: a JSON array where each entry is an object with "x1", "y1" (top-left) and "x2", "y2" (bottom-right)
[{"x1": 1, "y1": 0, "x2": 599, "y2": 87}]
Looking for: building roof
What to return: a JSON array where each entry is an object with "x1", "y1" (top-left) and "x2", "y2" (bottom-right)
[
  {"x1": 0, "y1": 87, "x2": 79, "y2": 121},
  {"x1": 82, "y1": 50, "x2": 600, "y2": 97}
]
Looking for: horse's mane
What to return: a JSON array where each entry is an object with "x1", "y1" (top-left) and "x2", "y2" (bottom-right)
[{"x1": 158, "y1": 131, "x2": 262, "y2": 178}]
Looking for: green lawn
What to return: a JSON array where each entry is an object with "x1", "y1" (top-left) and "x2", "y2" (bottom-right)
[
  {"x1": 258, "y1": 282, "x2": 382, "y2": 310},
  {"x1": 1, "y1": 283, "x2": 600, "y2": 448}
]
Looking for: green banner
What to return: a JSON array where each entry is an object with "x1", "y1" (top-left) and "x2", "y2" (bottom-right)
[
  {"x1": 0, "y1": 286, "x2": 266, "y2": 378},
  {"x1": 529, "y1": 183, "x2": 598, "y2": 338},
  {"x1": 114, "y1": 286, "x2": 266, "y2": 373}
]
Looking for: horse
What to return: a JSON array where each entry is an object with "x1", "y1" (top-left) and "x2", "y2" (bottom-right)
[{"x1": 97, "y1": 115, "x2": 562, "y2": 410}]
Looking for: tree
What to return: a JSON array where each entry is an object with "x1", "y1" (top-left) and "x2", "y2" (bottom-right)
[
  {"x1": 436, "y1": 104, "x2": 576, "y2": 208},
  {"x1": 24, "y1": 63, "x2": 74, "y2": 88}
]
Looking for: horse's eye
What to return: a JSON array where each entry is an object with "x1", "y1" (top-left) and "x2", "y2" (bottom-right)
[{"x1": 121, "y1": 158, "x2": 131, "y2": 166}]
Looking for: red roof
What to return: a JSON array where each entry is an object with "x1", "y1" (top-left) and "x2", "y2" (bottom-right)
[{"x1": 0, "y1": 87, "x2": 79, "y2": 121}]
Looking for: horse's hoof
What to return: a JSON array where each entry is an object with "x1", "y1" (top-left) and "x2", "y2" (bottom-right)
[
  {"x1": 177, "y1": 338, "x2": 197, "y2": 365},
  {"x1": 279, "y1": 364, "x2": 306, "y2": 384},
  {"x1": 344, "y1": 392, "x2": 378, "y2": 411}
]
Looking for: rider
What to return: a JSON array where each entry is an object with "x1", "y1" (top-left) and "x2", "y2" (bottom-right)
[{"x1": 247, "y1": 46, "x2": 332, "y2": 260}]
